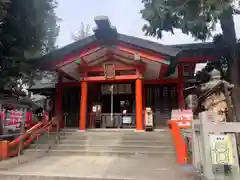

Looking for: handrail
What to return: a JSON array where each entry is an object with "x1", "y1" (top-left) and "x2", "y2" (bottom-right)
[
  {"x1": 7, "y1": 122, "x2": 52, "y2": 157},
  {"x1": 0, "y1": 117, "x2": 61, "y2": 166},
  {"x1": 8, "y1": 122, "x2": 44, "y2": 147},
  {"x1": 7, "y1": 121, "x2": 54, "y2": 157},
  {"x1": 168, "y1": 119, "x2": 190, "y2": 165}
]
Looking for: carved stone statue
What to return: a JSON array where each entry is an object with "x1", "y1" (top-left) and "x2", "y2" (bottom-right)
[{"x1": 200, "y1": 69, "x2": 234, "y2": 122}]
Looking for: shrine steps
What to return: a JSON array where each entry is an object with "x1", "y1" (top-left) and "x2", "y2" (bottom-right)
[
  {"x1": 24, "y1": 128, "x2": 175, "y2": 156},
  {"x1": 0, "y1": 129, "x2": 186, "y2": 180}
]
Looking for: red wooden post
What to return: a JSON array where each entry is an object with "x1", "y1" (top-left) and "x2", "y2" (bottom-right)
[
  {"x1": 0, "y1": 141, "x2": 9, "y2": 159},
  {"x1": 79, "y1": 81, "x2": 88, "y2": 130},
  {"x1": 136, "y1": 78, "x2": 143, "y2": 130},
  {"x1": 170, "y1": 120, "x2": 188, "y2": 164}
]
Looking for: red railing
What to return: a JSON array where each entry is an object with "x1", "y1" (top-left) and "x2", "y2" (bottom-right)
[
  {"x1": 168, "y1": 119, "x2": 191, "y2": 165},
  {"x1": 0, "y1": 118, "x2": 58, "y2": 160}
]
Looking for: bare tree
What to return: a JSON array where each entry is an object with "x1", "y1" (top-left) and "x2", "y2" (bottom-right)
[{"x1": 71, "y1": 22, "x2": 91, "y2": 41}]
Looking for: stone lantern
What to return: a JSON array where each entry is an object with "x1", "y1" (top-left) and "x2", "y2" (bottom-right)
[
  {"x1": 185, "y1": 94, "x2": 198, "y2": 111},
  {"x1": 200, "y1": 68, "x2": 233, "y2": 122},
  {"x1": 184, "y1": 85, "x2": 199, "y2": 112}
]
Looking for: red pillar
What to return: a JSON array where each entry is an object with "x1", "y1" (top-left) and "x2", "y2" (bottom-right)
[
  {"x1": 79, "y1": 81, "x2": 88, "y2": 130},
  {"x1": 55, "y1": 84, "x2": 63, "y2": 128},
  {"x1": 142, "y1": 84, "x2": 146, "y2": 110},
  {"x1": 177, "y1": 83, "x2": 185, "y2": 109},
  {"x1": 136, "y1": 79, "x2": 143, "y2": 130}
]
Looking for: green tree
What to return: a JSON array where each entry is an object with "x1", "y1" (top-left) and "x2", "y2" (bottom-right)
[
  {"x1": 0, "y1": 0, "x2": 60, "y2": 93},
  {"x1": 195, "y1": 34, "x2": 229, "y2": 82},
  {"x1": 140, "y1": 0, "x2": 240, "y2": 119},
  {"x1": 0, "y1": 0, "x2": 9, "y2": 22}
]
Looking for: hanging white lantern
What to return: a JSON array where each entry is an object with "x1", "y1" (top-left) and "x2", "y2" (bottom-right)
[{"x1": 185, "y1": 94, "x2": 198, "y2": 111}]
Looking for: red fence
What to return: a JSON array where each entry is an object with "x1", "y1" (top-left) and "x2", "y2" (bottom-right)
[{"x1": 0, "y1": 117, "x2": 58, "y2": 160}]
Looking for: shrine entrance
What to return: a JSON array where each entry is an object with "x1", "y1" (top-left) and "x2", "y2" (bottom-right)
[
  {"x1": 62, "y1": 87, "x2": 80, "y2": 128},
  {"x1": 88, "y1": 83, "x2": 136, "y2": 128}
]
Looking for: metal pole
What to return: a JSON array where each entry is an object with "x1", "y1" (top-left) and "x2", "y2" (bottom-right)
[
  {"x1": 0, "y1": 104, "x2": 4, "y2": 136},
  {"x1": 64, "y1": 112, "x2": 68, "y2": 129},
  {"x1": 110, "y1": 85, "x2": 114, "y2": 122},
  {"x1": 18, "y1": 108, "x2": 26, "y2": 164}
]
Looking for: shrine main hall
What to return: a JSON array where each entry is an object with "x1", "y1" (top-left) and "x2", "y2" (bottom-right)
[{"x1": 31, "y1": 16, "x2": 218, "y2": 130}]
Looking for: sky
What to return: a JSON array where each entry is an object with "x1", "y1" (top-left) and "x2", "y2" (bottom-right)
[
  {"x1": 55, "y1": 0, "x2": 240, "y2": 72},
  {"x1": 55, "y1": 0, "x2": 240, "y2": 47}
]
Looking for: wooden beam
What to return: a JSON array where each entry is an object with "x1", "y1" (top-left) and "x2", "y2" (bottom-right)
[
  {"x1": 81, "y1": 57, "x2": 87, "y2": 64},
  {"x1": 87, "y1": 54, "x2": 108, "y2": 65},
  {"x1": 111, "y1": 53, "x2": 137, "y2": 63},
  {"x1": 179, "y1": 56, "x2": 215, "y2": 63},
  {"x1": 86, "y1": 49, "x2": 113, "y2": 65},
  {"x1": 116, "y1": 45, "x2": 170, "y2": 64},
  {"x1": 144, "y1": 79, "x2": 184, "y2": 84},
  {"x1": 58, "y1": 69, "x2": 78, "y2": 81},
  {"x1": 82, "y1": 75, "x2": 138, "y2": 82},
  {"x1": 54, "y1": 44, "x2": 101, "y2": 68},
  {"x1": 59, "y1": 82, "x2": 80, "y2": 87},
  {"x1": 100, "y1": 58, "x2": 145, "y2": 71},
  {"x1": 78, "y1": 65, "x2": 137, "y2": 72},
  {"x1": 94, "y1": 57, "x2": 132, "y2": 66},
  {"x1": 117, "y1": 42, "x2": 167, "y2": 60}
]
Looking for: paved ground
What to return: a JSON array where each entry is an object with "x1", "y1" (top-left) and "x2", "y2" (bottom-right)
[
  {"x1": 0, "y1": 155, "x2": 190, "y2": 180},
  {"x1": 0, "y1": 129, "x2": 196, "y2": 180}
]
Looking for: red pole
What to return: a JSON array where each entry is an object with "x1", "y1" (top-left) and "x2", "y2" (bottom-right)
[
  {"x1": 136, "y1": 79, "x2": 143, "y2": 130},
  {"x1": 79, "y1": 81, "x2": 88, "y2": 130}
]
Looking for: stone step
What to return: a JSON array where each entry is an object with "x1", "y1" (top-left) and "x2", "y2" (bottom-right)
[
  {"x1": 58, "y1": 139, "x2": 173, "y2": 146},
  {"x1": 58, "y1": 134, "x2": 172, "y2": 141},
  {"x1": 28, "y1": 144, "x2": 175, "y2": 153},
  {"x1": 29, "y1": 143, "x2": 174, "y2": 152},
  {"x1": 24, "y1": 148, "x2": 176, "y2": 156},
  {"x1": 0, "y1": 173, "x2": 196, "y2": 180},
  {"x1": 59, "y1": 130, "x2": 170, "y2": 135},
  {"x1": 55, "y1": 144, "x2": 174, "y2": 151},
  {"x1": 0, "y1": 174, "x2": 109, "y2": 180},
  {"x1": 60, "y1": 128, "x2": 168, "y2": 133},
  {"x1": 61, "y1": 128, "x2": 169, "y2": 132}
]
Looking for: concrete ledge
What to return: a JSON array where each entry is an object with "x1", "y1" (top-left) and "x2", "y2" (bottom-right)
[
  {"x1": 87, "y1": 129, "x2": 135, "y2": 132},
  {"x1": 154, "y1": 129, "x2": 169, "y2": 132},
  {"x1": 0, "y1": 172, "x2": 136, "y2": 180},
  {"x1": 134, "y1": 130, "x2": 145, "y2": 132},
  {"x1": 77, "y1": 130, "x2": 86, "y2": 132}
]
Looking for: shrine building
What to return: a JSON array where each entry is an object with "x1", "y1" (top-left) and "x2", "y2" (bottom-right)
[{"x1": 30, "y1": 16, "x2": 218, "y2": 130}]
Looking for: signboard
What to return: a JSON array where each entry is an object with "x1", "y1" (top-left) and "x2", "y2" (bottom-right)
[
  {"x1": 209, "y1": 134, "x2": 234, "y2": 165},
  {"x1": 145, "y1": 107, "x2": 153, "y2": 127},
  {"x1": 2, "y1": 110, "x2": 24, "y2": 130},
  {"x1": 104, "y1": 64, "x2": 115, "y2": 79},
  {"x1": 122, "y1": 116, "x2": 132, "y2": 124},
  {"x1": 171, "y1": 109, "x2": 193, "y2": 121}
]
